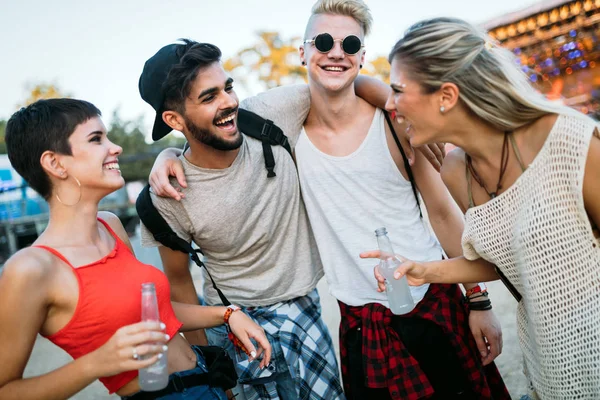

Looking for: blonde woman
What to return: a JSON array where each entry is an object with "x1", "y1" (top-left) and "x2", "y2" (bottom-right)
[{"x1": 363, "y1": 17, "x2": 600, "y2": 400}]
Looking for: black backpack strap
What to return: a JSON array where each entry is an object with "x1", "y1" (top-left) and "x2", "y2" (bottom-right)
[
  {"x1": 183, "y1": 109, "x2": 292, "y2": 178},
  {"x1": 261, "y1": 120, "x2": 277, "y2": 178},
  {"x1": 135, "y1": 184, "x2": 231, "y2": 306},
  {"x1": 383, "y1": 111, "x2": 423, "y2": 218},
  {"x1": 238, "y1": 108, "x2": 292, "y2": 178}
]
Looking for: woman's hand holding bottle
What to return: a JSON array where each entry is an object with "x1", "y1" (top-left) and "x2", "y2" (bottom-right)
[
  {"x1": 85, "y1": 321, "x2": 168, "y2": 378},
  {"x1": 360, "y1": 250, "x2": 429, "y2": 291}
]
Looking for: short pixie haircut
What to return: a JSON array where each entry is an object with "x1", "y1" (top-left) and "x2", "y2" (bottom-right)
[{"x1": 6, "y1": 98, "x2": 101, "y2": 199}]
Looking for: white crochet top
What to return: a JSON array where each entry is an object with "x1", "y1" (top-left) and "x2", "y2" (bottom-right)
[{"x1": 462, "y1": 114, "x2": 600, "y2": 399}]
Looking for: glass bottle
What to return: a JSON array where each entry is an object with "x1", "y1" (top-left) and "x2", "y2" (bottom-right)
[
  {"x1": 375, "y1": 227, "x2": 415, "y2": 315},
  {"x1": 139, "y1": 283, "x2": 169, "y2": 391}
]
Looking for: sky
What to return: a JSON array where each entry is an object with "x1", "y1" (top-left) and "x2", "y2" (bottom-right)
[{"x1": 0, "y1": 0, "x2": 542, "y2": 135}]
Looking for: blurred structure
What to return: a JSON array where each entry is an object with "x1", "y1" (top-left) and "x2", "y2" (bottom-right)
[{"x1": 483, "y1": 0, "x2": 600, "y2": 119}]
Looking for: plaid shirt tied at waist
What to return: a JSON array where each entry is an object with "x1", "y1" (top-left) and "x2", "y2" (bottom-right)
[
  {"x1": 339, "y1": 283, "x2": 510, "y2": 400},
  {"x1": 236, "y1": 289, "x2": 345, "y2": 400}
]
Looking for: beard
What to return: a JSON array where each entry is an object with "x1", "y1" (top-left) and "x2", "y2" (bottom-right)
[{"x1": 184, "y1": 111, "x2": 243, "y2": 151}]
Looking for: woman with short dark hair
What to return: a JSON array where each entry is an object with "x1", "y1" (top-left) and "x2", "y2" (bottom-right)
[{"x1": 0, "y1": 98, "x2": 271, "y2": 400}]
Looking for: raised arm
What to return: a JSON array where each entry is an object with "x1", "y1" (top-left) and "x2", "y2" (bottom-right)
[
  {"x1": 149, "y1": 147, "x2": 186, "y2": 201},
  {"x1": 0, "y1": 249, "x2": 165, "y2": 400}
]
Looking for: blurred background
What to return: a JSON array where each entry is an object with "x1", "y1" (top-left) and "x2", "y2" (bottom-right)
[
  {"x1": 1, "y1": 1, "x2": 598, "y2": 397},
  {"x1": 3, "y1": 0, "x2": 600, "y2": 260}
]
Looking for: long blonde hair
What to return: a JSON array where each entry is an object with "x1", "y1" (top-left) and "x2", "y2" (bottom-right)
[{"x1": 389, "y1": 17, "x2": 581, "y2": 132}]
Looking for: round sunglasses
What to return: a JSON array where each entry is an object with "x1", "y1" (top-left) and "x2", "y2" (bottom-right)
[{"x1": 303, "y1": 33, "x2": 364, "y2": 55}]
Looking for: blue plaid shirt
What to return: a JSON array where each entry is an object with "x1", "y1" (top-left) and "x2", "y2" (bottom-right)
[{"x1": 232, "y1": 289, "x2": 345, "y2": 400}]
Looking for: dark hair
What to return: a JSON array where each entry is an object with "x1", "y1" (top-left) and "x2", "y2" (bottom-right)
[
  {"x1": 5, "y1": 98, "x2": 101, "y2": 199},
  {"x1": 162, "y1": 39, "x2": 222, "y2": 114}
]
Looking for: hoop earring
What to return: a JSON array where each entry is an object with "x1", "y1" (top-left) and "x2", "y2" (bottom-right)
[{"x1": 55, "y1": 175, "x2": 82, "y2": 206}]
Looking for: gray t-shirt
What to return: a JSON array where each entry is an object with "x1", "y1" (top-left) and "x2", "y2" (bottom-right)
[{"x1": 141, "y1": 85, "x2": 321, "y2": 307}]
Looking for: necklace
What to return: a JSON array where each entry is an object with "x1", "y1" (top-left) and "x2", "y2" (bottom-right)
[{"x1": 466, "y1": 131, "x2": 511, "y2": 199}]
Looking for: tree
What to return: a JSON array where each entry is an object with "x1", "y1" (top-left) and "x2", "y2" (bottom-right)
[
  {"x1": 224, "y1": 31, "x2": 391, "y2": 93},
  {"x1": 17, "y1": 83, "x2": 69, "y2": 108},
  {"x1": 0, "y1": 120, "x2": 6, "y2": 154},
  {"x1": 0, "y1": 83, "x2": 69, "y2": 154},
  {"x1": 224, "y1": 31, "x2": 307, "y2": 90},
  {"x1": 108, "y1": 110, "x2": 186, "y2": 182},
  {"x1": 361, "y1": 56, "x2": 391, "y2": 84}
]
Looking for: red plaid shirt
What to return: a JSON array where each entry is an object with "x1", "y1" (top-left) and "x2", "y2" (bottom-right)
[{"x1": 338, "y1": 283, "x2": 510, "y2": 400}]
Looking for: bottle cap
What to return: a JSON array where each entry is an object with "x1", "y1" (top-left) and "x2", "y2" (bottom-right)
[{"x1": 374, "y1": 227, "x2": 388, "y2": 236}]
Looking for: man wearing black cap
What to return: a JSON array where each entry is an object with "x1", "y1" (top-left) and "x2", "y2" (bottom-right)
[{"x1": 138, "y1": 39, "x2": 344, "y2": 400}]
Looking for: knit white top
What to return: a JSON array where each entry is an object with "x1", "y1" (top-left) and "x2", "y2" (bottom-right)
[{"x1": 462, "y1": 114, "x2": 600, "y2": 399}]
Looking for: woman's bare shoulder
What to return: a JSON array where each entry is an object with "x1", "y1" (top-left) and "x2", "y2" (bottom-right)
[
  {"x1": 1, "y1": 247, "x2": 57, "y2": 289},
  {"x1": 97, "y1": 211, "x2": 134, "y2": 252},
  {"x1": 440, "y1": 147, "x2": 469, "y2": 213},
  {"x1": 440, "y1": 147, "x2": 466, "y2": 184}
]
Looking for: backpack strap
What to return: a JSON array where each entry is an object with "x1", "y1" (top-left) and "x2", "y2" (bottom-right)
[
  {"x1": 135, "y1": 184, "x2": 231, "y2": 306},
  {"x1": 383, "y1": 111, "x2": 423, "y2": 218},
  {"x1": 238, "y1": 108, "x2": 292, "y2": 178}
]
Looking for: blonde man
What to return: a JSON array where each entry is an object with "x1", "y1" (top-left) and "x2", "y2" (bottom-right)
[{"x1": 148, "y1": 1, "x2": 508, "y2": 399}]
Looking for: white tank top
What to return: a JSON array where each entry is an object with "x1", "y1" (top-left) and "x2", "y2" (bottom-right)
[
  {"x1": 462, "y1": 114, "x2": 600, "y2": 399},
  {"x1": 296, "y1": 108, "x2": 442, "y2": 307}
]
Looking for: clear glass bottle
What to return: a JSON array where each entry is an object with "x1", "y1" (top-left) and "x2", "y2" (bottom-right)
[
  {"x1": 139, "y1": 283, "x2": 169, "y2": 391},
  {"x1": 375, "y1": 227, "x2": 415, "y2": 315}
]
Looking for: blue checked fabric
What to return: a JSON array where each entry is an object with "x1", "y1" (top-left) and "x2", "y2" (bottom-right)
[{"x1": 237, "y1": 289, "x2": 345, "y2": 400}]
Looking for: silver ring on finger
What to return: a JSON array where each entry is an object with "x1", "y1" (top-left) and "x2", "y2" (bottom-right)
[{"x1": 132, "y1": 346, "x2": 139, "y2": 360}]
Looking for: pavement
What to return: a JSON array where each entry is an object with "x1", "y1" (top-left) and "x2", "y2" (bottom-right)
[{"x1": 24, "y1": 240, "x2": 528, "y2": 399}]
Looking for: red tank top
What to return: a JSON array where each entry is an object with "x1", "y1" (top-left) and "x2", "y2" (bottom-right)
[{"x1": 35, "y1": 218, "x2": 182, "y2": 394}]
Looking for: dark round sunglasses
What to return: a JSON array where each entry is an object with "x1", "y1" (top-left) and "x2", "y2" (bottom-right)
[{"x1": 303, "y1": 33, "x2": 364, "y2": 55}]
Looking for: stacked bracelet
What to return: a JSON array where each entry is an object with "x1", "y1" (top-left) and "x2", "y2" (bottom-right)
[
  {"x1": 468, "y1": 299, "x2": 493, "y2": 311},
  {"x1": 464, "y1": 284, "x2": 492, "y2": 311}
]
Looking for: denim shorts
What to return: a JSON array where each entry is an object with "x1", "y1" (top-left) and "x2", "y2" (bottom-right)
[{"x1": 121, "y1": 345, "x2": 228, "y2": 400}]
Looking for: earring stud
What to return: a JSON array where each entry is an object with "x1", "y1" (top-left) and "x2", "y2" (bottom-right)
[
  {"x1": 301, "y1": 61, "x2": 306, "y2": 66},
  {"x1": 440, "y1": 106, "x2": 445, "y2": 113}
]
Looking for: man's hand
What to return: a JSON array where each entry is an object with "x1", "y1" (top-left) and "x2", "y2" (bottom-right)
[
  {"x1": 149, "y1": 147, "x2": 187, "y2": 200},
  {"x1": 391, "y1": 117, "x2": 445, "y2": 172},
  {"x1": 468, "y1": 308, "x2": 503, "y2": 366},
  {"x1": 416, "y1": 142, "x2": 446, "y2": 172}
]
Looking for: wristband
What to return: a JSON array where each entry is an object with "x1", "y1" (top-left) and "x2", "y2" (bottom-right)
[
  {"x1": 223, "y1": 305, "x2": 251, "y2": 356},
  {"x1": 224, "y1": 304, "x2": 241, "y2": 324},
  {"x1": 465, "y1": 283, "x2": 487, "y2": 298}
]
